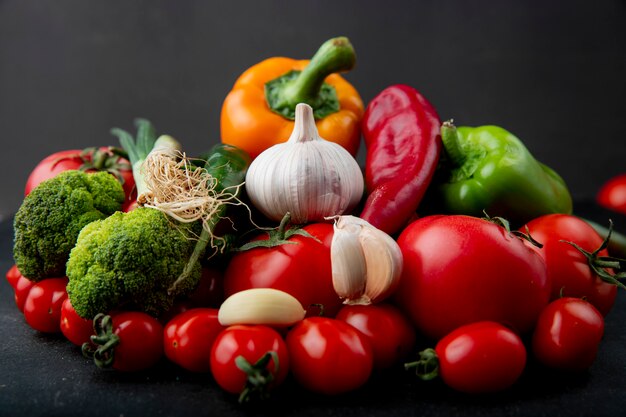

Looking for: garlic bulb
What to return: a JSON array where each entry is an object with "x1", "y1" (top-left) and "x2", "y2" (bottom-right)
[
  {"x1": 330, "y1": 215, "x2": 403, "y2": 305},
  {"x1": 245, "y1": 103, "x2": 364, "y2": 224}
]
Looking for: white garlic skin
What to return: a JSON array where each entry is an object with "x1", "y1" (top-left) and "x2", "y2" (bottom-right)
[{"x1": 245, "y1": 103, "x2": 364, "y2": 224}]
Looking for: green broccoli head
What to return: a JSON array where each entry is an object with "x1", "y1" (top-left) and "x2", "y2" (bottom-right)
[
  {"x1": 13, "y1": 170, "x2": 125, "y2": 281},
  {"x1": 66, "y1": 207, "x2": 203, "y2": 319}
]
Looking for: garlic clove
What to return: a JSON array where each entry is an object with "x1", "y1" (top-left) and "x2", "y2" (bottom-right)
[
  {"x1": 218, "y1": 288, "x2": 306, "y2": 327},
  {"x1": 331, "y1": 219, "x2": 368, "y2": 301},
  {"x1": 358, "y1": 225, "x2": 403, "y2": 304},
  {"x1": 330, "y1": 215, "x2": 403, "y2": 305}
]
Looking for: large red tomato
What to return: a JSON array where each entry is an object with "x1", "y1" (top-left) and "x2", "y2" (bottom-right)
[
  {"x1": 25, "y1": 147, "x2": 136, "y2": 209},
  {"x1": 395, "y1": 215, "x2": 550, "y2": 340},
  {"x1": 523, "y1": 214, "x2": 618, "y2": 316},
  {"x1": 223, "y1": 223, "x2": 341, "y2": 316}
]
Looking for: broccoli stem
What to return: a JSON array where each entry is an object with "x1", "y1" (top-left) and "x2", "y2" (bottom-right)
[{"x1": 168, "y1": 206, "x2": 225, "y2": 295}]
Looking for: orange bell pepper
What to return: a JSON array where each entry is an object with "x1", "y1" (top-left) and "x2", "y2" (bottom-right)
[{"x1": 220, "y1": 37, "x2": 364, "y2": 159}]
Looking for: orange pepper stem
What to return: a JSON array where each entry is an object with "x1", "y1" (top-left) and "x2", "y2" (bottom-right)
[{"x1": 265, "y1": 36, "x2": 356, "y2": 120}]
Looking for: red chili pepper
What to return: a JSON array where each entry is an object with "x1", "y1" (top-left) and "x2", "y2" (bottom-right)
[{"x1": 359, "y1": 84, "x2": 442, "y2": 235}]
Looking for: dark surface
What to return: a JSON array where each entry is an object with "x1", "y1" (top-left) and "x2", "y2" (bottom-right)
[
  {"x1": 1, "y1": 201, "x2": 626, "y2": 417},
  {"x1": 1, "y1": 0, "x2": 626, "y2": 220}
]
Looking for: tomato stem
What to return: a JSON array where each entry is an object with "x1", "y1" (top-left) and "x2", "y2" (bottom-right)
[
  {"x1": 235, "y1": 212, "x2": 321, "y2": 251},
  {"x1": 234, "y1": 351, "x2": 279, "y2": 403},
  {"x1": 561, "y1": 219, "x2": 626, "y2": 291},
  {"x1": 81, "y1": 313, "x2": 120, "y2": 369},
  {"x1": 404, "y1": 348, "x2": 440, "y2": 381},
  {"x1": 483, "y1": 211, "x2": 543, "y2": 248}
]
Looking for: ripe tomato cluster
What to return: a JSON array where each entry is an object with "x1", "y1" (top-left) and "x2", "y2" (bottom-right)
[{"x1": 6, "y1": 210, "x2": 623, "y2": 401}]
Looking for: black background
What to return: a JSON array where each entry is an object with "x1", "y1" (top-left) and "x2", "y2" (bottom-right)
[
  {"x1": 1, "y1": 0, "x2": 625, "y2": 220},
  {"x1": 2, "y1": 1, "x2": 626, "y2": 416}
]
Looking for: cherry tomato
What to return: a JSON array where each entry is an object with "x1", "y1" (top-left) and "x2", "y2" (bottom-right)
[
  {"x1": 336, "y1": 303, "x2": 416, "y2": 370},
  {"x1": 210, "y1": 325, "x2": 289, "y2": 400},
  {"x1": 60, "y1": 298, "x2": 95, "y2": 346},
  {"x1": 13, "y1": 275, "x2": 36, "y2": 313},
  {"x1": 286, "y1": 316, "x2": 374, "y2": 395},
  {"x1": 6, "y1": 265, "x2": 35, "y2": 312},
  {"x1": 23, "y1": 277, "x2": 69, "y2": 333},
  {"x1": 164, "y1": 308, "x2": 224, "y2": 373},
  {"x1": 523, "y1": 214, "x2": 617, "y2": 316},
  {"x1": 532, "y1": 297, "x2": 604, "y2": 371},
  {"x1": 223, "y1": 223, "x2": 341, "y2": 317},
  {"x1": 24, "y1": 147, "x2": 136, "y2": 205},
  {"x1": 187, "y1": 267, "x2": 225, "y2": 308},
  {"x1": 123, "y1": 199, "x2": 139, "y2": 212},
  {"x1": 597, "y1": 174, "x2": 626, "y2": 215},
  {"x1": 108, "y1": 312, "x2": 164, "y2": 372},
  {"x1": 395, "y1": 215, "x2": 550, "y2": 340},
  {"x1": 5, "y1": 264, "x2": 21, "y2": 288},
  {"x1": 410, "y1": 321, "x2": 527, "y2": 393}
]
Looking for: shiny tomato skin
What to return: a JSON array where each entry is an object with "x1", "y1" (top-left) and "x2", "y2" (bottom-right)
[
  {"x1": 335, "y1": 303, "x2": 416, "y2": 370},
  {"x1": 436, "y1": 321, "x2": 527, "y2": 393},
  {"x1": 223, "y1": 223, "x2": 341, "y2": 316},
  {"x1": 13, "y1": 275, "x2": 36, "y2": 312},
  {"x1": 286, "y1": 316, "x2": 374, "y2": 395},
  {"x1": 597, "y1": 174, "x2": 626, "y2": 215},
  {"x1": 110, "y1": 312, "x2": 164, "y2": 372},
  {"x1": 23, "y1": 277, "x2": 69, "y2": 333},
  {"x1": 210, "y1": 325, "x2": 289, "y2": 395},
  {"x1": 60, "y1": 297, "x2": 95, "y2": 346},
  {"x1": 6, "y1": 265, "x2": 35, "y2": 312},
  {"x1": 5, "y1": 264, "x2": 21, "y2": 288},
  {"x1": 164, "y1": 308, "x2": 224, "y2": 373},
  {"x1": 25, "y1": 150, "x2": 84, "y2": 195},
  {"x1": 523, "y1": 214, "x2": 617, "y2": 316},
  {"x1": 187, "y1": 267, "x2": 225, "y2": 308},
  {"x1": 531, "y1": 297, "x2": 604, "y2": 371},
  {"x1": 395, "y1": 215, "x2": 550, "y2": 340}
]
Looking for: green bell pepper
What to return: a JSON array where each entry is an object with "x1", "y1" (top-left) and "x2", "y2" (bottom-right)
[{"x1": 427, "y1": 121, "x2": 573, "y2": 225}]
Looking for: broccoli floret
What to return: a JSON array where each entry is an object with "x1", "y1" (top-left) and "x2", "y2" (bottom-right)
[
  {"x1": 13, "y1": 170, "x2": 125, "y2": 281},
  {"x1": 66, "y1": 207, "x2": 203, "y2": 319}
]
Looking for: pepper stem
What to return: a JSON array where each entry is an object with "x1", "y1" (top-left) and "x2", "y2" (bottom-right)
[
  {"x1": 440, "y1": 120, "x2": 467, "y2": 168},
  {"x1": 265, "y1": 37, "x2": 356, "y2": 120},
  {"x1": 284, "y1": 37, "x2": 355, "y2": 105}
]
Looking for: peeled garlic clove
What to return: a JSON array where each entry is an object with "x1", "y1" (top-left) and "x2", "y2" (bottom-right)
[
  {"x1": 218, "y1": 288, "x2": 306, "y2": 327},
  {"x1": 330, "y1": 215, "x2": 403, "y2": 305},
  {"x1": 244, "y1": 103, "x2": 364, "y2": 224}
]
